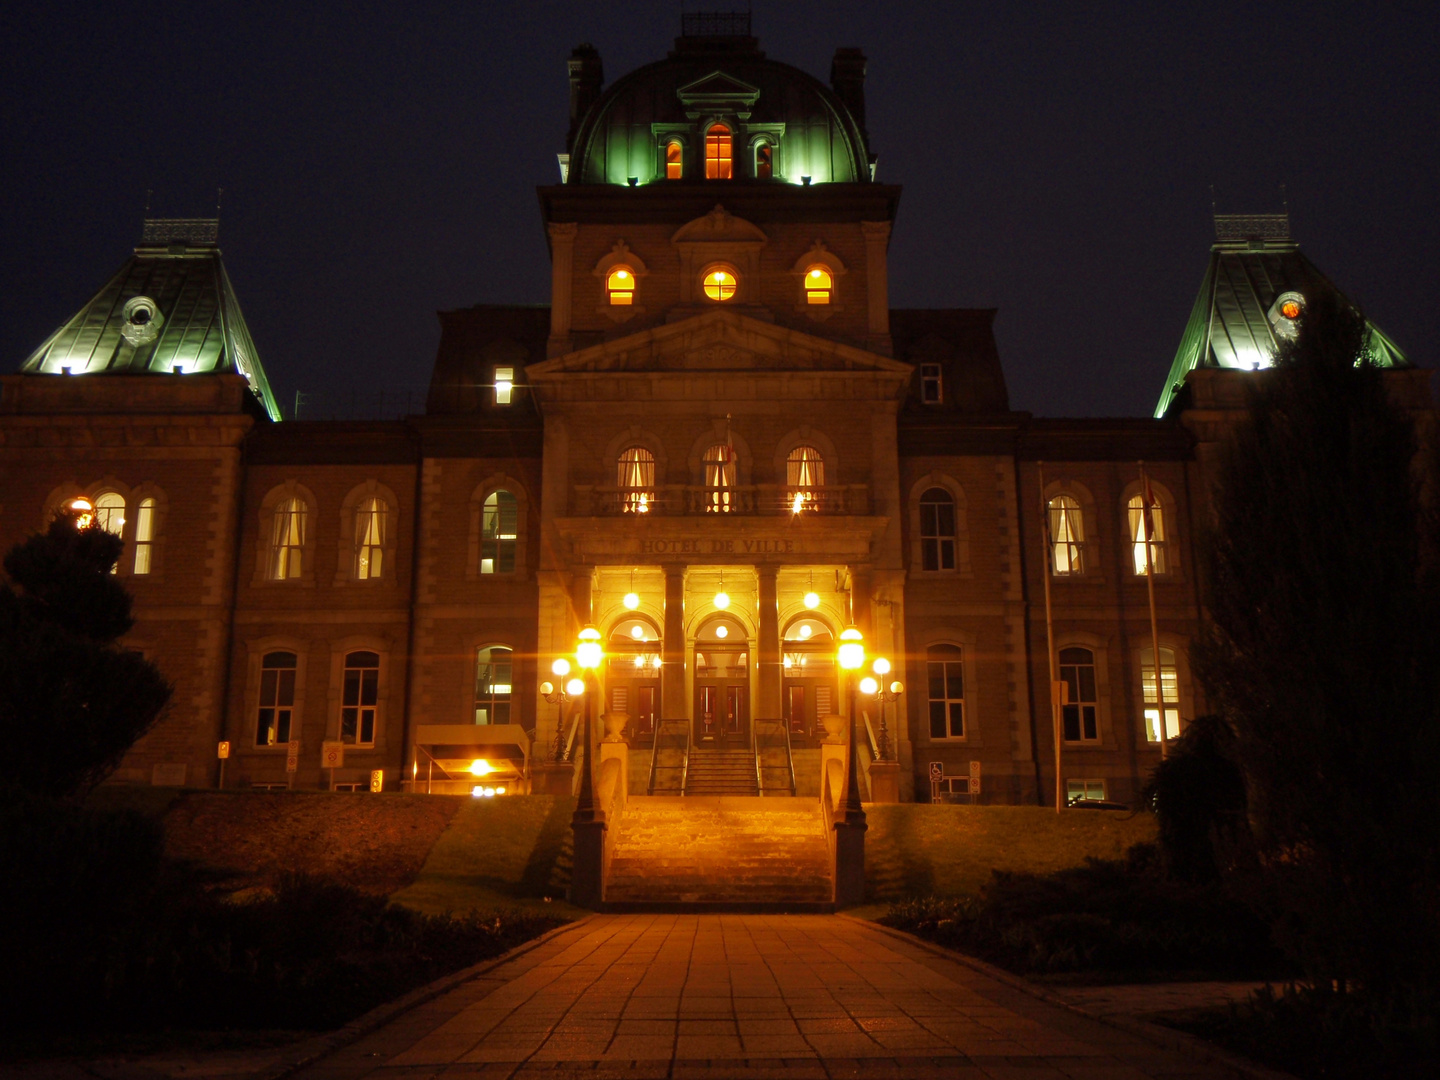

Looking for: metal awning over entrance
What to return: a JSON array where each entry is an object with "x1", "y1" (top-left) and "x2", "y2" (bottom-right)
[{"x1": 410, "y1": 723, "x2": 532, "y2": 795}]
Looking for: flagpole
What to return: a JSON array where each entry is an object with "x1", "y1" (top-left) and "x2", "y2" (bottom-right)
[
  {"x1": 1038, "y1": 462, "x2": 1063, "y2": 813},
  {"x1": 1139, "y1": 461, "x2": 1170, "y2": 759}
]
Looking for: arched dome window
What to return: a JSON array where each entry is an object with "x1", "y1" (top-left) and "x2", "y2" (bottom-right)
[
  {"x1": 804, "y1": 265, "x2": 833, "y2": 305},
  {"x1": 617, "y1": 446, "x2": 656, "y2": 513},
  {"x1": 666, "y1": 140, "x2": 683, "y2": 180},
  {"x1": 702, "y1": 267, "x2": 737, "y2": 302},
  {"x1": 606, "y1": 265, "x2": 635, "y2": 306},
  {"x1": 705, "y1": 124, "x2": 733, "y2": 179}
]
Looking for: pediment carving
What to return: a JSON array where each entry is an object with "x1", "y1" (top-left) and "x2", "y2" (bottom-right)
[
  {"x1": 676, "y1": 71, "x2": 762, "y2": 114},
  {"x1": 671, "y1": 205, "x2": 768, "y2": 245}
]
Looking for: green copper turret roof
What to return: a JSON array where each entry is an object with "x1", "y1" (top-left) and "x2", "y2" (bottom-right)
[
  {"x1": 19, "y1": 219, "x2": 282, "y2": 420},
  {"x1": 1155, "y1": 214, "x2": 1408, "y2": 417}
]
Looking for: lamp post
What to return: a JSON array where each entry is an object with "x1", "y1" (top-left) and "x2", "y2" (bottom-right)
[
  {"x1": 540, "y1": 657, "x2": 584, "y2": 761},
  {"x1": 832, "y1": 626, "x2": 869, "y2": 905},
  {"x1": 569, "y1": 626, "x2": 607, "y2": 907},
  {"x1": 859, "y1": 656, "x2": 902, "y2": 761}
]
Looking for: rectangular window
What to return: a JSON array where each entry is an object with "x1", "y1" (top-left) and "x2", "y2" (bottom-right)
[
  {"x1": 475, "y1": 647, "x2": 513, "y2": 724},
  {"x1": 1142, "y1": 648, "x2": 1181, "y2": 743},
  {"x1": 920, "y1": 363, "x2": 943, "y2": 404},
  {"x1": 927, "y1": 645, "x2": 966, "y2": 739},
  {"x1": 256, "y1": 651, "x2": 297, "y2": 746},
  {"x1": 1059, "y1": 647, "x2": 1099, "y2": 741},
  {"x1": 1066, "y1": 779, "x2": 1106, "y2": 803},
  {"x1": 481, "y1": 490, "x2": 518, "y2": 574},
  {"x1": 133, "y1": 496, "x2": 156, "y2": 574},
  {"x1": 340, "y1": 651, "x2": 379, "y2": 746},
  {"x1": 494, "y1": 366, "x2": 513, "y2": 405}
]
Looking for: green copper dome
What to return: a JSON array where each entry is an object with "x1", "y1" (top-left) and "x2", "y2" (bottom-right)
[{"x1": 566, "y1": 30, "x2": 874, "y2": 187}]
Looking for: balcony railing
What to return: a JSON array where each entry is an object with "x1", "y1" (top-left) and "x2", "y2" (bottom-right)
[{"x1": 574, "y1": 483, "x2": 870, "y2": 517}]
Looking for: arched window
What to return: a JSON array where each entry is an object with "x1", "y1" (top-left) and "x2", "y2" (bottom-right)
[
  {"x1": 703, "y1": 443, "x2": 736, "y2": 513},
  {"x1": 341, "y1": 651, "x2": 379, "y2": 746},
  {"x1": 1140, "y1": 646, "x2": 1180, "y2": 743},
  {"x1": 94, "y1": 492, "x2": 125, "y2": 536},
  {"x1": 705, "y1": 123, "x2": 732, "y2": 179},
  {"x1": 1128, "y1": 493, "x2": 1167, "y2": 574},
  {"x1": 786, "y1": 445, "x2": 824, "y2": 511},
  {"x1": 481, "y1": 490, "x2": 517, "y2": 573},
  {"x1": 133, "y1": 496, "x2": 156, "y2": 574},
  {"x1": 474, "y1": 646, "x2": 513, "y2": 725},
  {"x1": 755, "y1": 142, "x2": 773, "y2": 178},
  {"x1": 927, "y1": 644, "x2": 965, "y2": 739},
  {"x1": 665, "y1": 139, "x2": 683, "y2": 179},
  {"x1": 270, "y1": 497, "x2": 306, "y2": 580},
  {"x1": 617, "y1": 446, "x2": 655, "y2": 513},
  {"x1": 1059, "y1": 646, "x2": 1098, "y2": 741},
  {"x1": 1048, "y1": 495, "x2": 1085, "y2": 575},
  {"x1": 606, "y1": 265, "x2": 635, "y2": 306},
  {"x1": 256, "y1": 651, "x2": 297, "y2": 746},
  {"x1": 355, "y1": 497, "x2": 386, "y2": 580},
  {"x1": 803, "y1": 265, "x2": 833, "y2": 305},
  {"x1": 702, "y1": 267, "x2": 737, "y2": 301},
  {"x1": 919, "y1": 488, "x2": 956, "y2": 571}
]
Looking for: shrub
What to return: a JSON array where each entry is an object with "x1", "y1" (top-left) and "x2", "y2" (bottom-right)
[{"x1": 1141, "y1": 714, "x2": 1251, "y2": 882}]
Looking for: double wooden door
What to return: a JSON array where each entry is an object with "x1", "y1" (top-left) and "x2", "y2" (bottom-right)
[{"x1": 695, "y1": 681, "x2": 748, "y2": 744}]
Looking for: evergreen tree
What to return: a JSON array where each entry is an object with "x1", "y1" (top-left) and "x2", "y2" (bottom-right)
[
  {"x1": 1196, "y1": 292, "x2": 1440, "y2": 1006},
  {"x1": 0, "y1": 508, "x2": 172, "y2": 797}
]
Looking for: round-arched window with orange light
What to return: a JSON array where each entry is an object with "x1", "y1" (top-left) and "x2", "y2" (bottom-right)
[
  {"x1": 804, "y1": 265, "x2": 833, "y2": 305},
  {"x1": 606, "y1": 266, "x2": 635, "y2": 306},
  {"x1": 702, "y1": 267, "x2": 737, "y2": 302},
  {"x1": 1280, "y1": 298, "x2": 1302, "y2": 319}
]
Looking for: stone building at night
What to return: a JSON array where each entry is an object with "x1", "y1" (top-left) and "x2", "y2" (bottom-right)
[{"x1": 0, "y1": 18, "x2": 1424, "y2": 809}]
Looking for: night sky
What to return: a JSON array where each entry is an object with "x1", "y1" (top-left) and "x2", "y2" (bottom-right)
[{"x1": 2, "y1": 1, "x2": 1434, "y2": 418}]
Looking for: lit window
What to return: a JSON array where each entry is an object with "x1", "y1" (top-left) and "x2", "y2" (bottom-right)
[
  {"x1": 494, "y1": 366, "x2": 514, "y2": 405},
  {"x1": 786, "y1": 445, "x2": 824, "y2": 509},
  {"x1": 341, "y1": 651, "x2": 379, "y2": 746},
  {"x1": 1128, "y1": 494, "x2": 1167, "y2": 574},
  {"x1": 919, "y1": 488, "x2": 956, "y2": 571},
  {"x1": 256, "y1": 651, "x2": 297, "y2": 746},
  {"x1": 606, "y1": 266, "x2": 635, "y2": 306},
  {"x1": 927, "y1": 644, "x2": 965, "y2": 739},
  {"x1": 617, "y1": 446, "x2": 656, "y2": 512},
  {"x1": 1269, "y1": 291, "x2": 1305, "y2": 341},
  {"x1": 705, "y1": 123, "x2": 732, "y2": 179},
  {"x1": 804, "y1": 265, "x2": 833, "y2": 305},
  {"x1": 1059, "y1": 647, "x2": 1099, "y2": 741},
  {"x1": 271, "y1": 497, "x2": 306, "y2": 580},
  {"x1": 1048, "y1": 495, "x2": 1084, "y2": 575},
  {"x1": 1141, "y1": 647, "x2": 1181, "y2": 743},
  {"x1": 702, "y1": 267, "x2": 737, "y2": 301},
  {"x1": 94, "y1": 492, "x2": 125, "y2": 536},
  {"x1": 703, "y1": 443, "x2": 736, "y2": 513},
  {"x1": 133, "y1": 496, "x2": 155, "y2": 574},
  {"x1": 481, "y1": 489, "x2": 517, "y2": 574},
  {"x1": 355, "y1": 497, "x2": 386, "y2": 580},
  {"x1": 666, "y1": 140, "x2": 683, "y2": 179},
  {"x1": 1067, "y1": 780, "x2": 1107, "y2": 804},
  {"x1": 475, "y1": 646, "x2": 513, "y2": 725},
  {"x1": 920, "y1": 363, "x2": 943, "y2": 404},
  {"x1": 756, "y1": 142, "x2": 773, "y2": 178}
]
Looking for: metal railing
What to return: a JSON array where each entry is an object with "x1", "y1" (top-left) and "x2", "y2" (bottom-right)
[
  {"x1": 574, "y1": 483, "x2": 870, "y2": 517},
  {"x1": 863, "y1": 712, "x2": 881, "y2": 761},
  {"x1": 647, "y1": 718, "x2": 691, "y2": 795},
  {"x1": 752, "y1": 718, "x2": 798, "y2": 797}
]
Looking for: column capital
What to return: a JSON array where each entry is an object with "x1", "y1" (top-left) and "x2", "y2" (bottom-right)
[{"x1": 548, "y1": 221, "x2": 580, "y2": 241}]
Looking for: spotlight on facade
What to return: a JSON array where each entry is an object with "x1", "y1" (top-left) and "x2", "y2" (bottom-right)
[
  {"x1": 623, "y1": 591, "x2": 640, "y2": 609},
  {"x1": 804, "y1": 591, "x2": 820, "y2": 608}
]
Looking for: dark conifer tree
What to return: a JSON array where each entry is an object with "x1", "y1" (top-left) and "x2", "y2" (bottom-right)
[
  {"x1": 0, "y1": 508, "x2": 172, "y2": 797},
  {"x1": 1196, "y1": 292, "x2": 1440, "y2": 1006}
]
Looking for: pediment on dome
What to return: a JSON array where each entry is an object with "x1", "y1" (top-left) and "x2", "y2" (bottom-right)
[
  {"x1": 671, "y1": 205, "x2": 768, "y2": 245},
  {"x1": 676, "y1": 71, "x2": 762, "y2": 112}
]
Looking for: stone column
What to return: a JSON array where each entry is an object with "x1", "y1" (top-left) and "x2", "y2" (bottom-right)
[
  {"x1": 662, "y1": 566, "x2": 686, "y2": 719},
  {"x1": 570, "y1": 566, "x2": 593, "y2": 626},
  {"x1": 757, "y1": 565, "x2": 781, "y2": 719},
  {"x1": 547, "y1": 222, "x2": 578, "y2": 358},
  {"x1": 861, "y1": 220, "x2": 892, "y2": 349}
]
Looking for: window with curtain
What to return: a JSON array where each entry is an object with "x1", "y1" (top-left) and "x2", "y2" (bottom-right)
[
  {"x1": 927, "y1": 644, "x2": 966, "y2": 739},
  {"x1": 481, "y1": 490, "x2": 517, "y2": 574},
  {"x1": 617, "y1": 446, "x2": 655, "y2": 513},
  {"x1": 133, "y1": 496, "x2": 156, "y2": 574},
  {"x1": 341, "y1": 650, "x2": 379, "y2": 745},
  {"x1": 705, "y1": 123, "x2": 732, "y2": 178},
  {"x1": 919, "y1": 488, "x2": 956, "y2": 571},
  {"x1": 1048, "y1": 495, "x2": 1084, "y2": 575},
  {"x1": 665, "y1": 139, "x2": 683, "y2": 179},
  {"x1": 1141, "y1": 646, "x2": 1181, "y2": 743},
  {"x1": 786, "y1": 445, "x2": 824, "y2": 510},
  {"x1": 270, "y1": 497, "x2": 306, "y2": 579},
  {"x1": 1059, "y1": 646, "x2": 1099, "y2": 741},
  {"x1": 703, "y1": 443, "x2": 736, "y2": 513},
  {"x1": 256, "y1": 651, "x2": 297, "y2": 746},
  {"x1": 474, "y1": 646, "x2": 513, "y2": 725},
  {"x1": 1128, "y1": 494, "x2": 1167, "y2": 574},
  {"x1": 756, "y1": 141, "x2": 773, "y2": 178},
  {"x1": 94, "y1": 492, "x2": 125, "y2": 535},
  {"x1": 355, "y1": 497, "x2": 386, "y2": 580}
]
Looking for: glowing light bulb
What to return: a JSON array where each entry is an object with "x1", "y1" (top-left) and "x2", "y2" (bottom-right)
[
  {"x1": 576, "y1": 626, "x2": 603, "y2": 668},
  {"x1": 566, "y1": 677, "x2": 585, "y2": 696},
  {"x1": 872, "y1": 657, "x2": 891, "y2": 676},
  {"x1": 798, "y1": 624, "x2": 812, "y2": 639},
  {"x1": 636, "y1": 492, "x2": 649, "y2": 513},
  {"x1": 714, "y1": 591, "x2": 730, "y2": 609},
  {"x1": 552, "y1": 658, "x2": 571, "y2": 677},
  {"x1": 539, "y1": 680, "x2": 554, "y2": 695},
  {"x1": 469, "y1": 759, "x2": 494, "y2": 776},
  {"x1": 889, "y1": 681, "x2": 904, "y2": 695},
  {"x1": 630, "y1": 624, "x2": 645, "y2": 639},
  {"x1": 791, "y1": 492, "x2": 806, "y2": 514},
  {"x1": 623, "y1": 592, "x2": 640, "y2": 609},
  {"x1": 633, "y1": 653, "x2": 645, "y2": 667},
  {"x1": 837, "y1": 626, "x2": 865, "y2": 670},
  {"x1": 860, "y1": 676, "x2": 879, "y2": 695},
  {"x1": 810, "y1": 268, "x2": 823, "y2": 279},
  {"x1": 803, "y1": 591, "x2": 820, "y2": 609},
  {"x1": 651, "y1": 655, "x2": 663, "y2": 669},
  {"x1": 715, "y1": 625, "x2": 729, "y2": 639},
  {"x1": 783, "y1": 655, "x2": 794, "y2": 669}
]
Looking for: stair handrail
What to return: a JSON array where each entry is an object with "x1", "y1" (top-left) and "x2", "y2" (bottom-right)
[
  {"x1": 752, "y1": 716, "x2": 763, "y2": 796},
  {"x1": 782, "y1": 715, "x2": 797, "y2": 796},
  {"x1": 647, "y1": 718, "x2": 665, "y2": 794},
  {"x1": 863, "y1": 711, "x2": 881, "y2": 762},
  {"x1": 563, "y1": 709, "x2": 582, "y2": 761},
  {"x1": 679, "y1": 724, "x2": 691, "y2": 795}
]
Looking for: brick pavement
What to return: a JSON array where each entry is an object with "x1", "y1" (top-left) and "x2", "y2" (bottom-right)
[{"x1": 293, "y1": 914, "x2": 1263, "y2": 1079}]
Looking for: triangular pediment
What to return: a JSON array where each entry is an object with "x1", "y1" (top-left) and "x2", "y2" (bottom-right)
[
  {"x1": 671, "y1": 205, "x2": 768, "y2": 245},
  {"x1": 676, "y1": 70, "x2": 762, "y2": 110},
  {"x1": 527, "y1": 309, "x2": 912, "y2": 380}
]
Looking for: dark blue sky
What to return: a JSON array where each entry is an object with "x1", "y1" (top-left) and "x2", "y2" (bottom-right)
[{"x1": 2, "y1": 1, "x2": 1434, "y2": 417}]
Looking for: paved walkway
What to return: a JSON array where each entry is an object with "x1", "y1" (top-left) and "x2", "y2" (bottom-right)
[{"x1": 293, "y1": 914, "x2": 1264, "y2": 1080}]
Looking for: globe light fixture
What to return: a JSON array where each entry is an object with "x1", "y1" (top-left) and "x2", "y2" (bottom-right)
[
  {"x1": 872, "y1": 657, "x2": 891, "y2": 676},
  {"x1": 623, "y1": 591, "x2": 640, "y2": 609},
  {"x1": 651, "y1": 655, "x2": 663, "y2": 669},
  {"x1": 565, "y1": 677, "x2": 586, "y2": 696},
  {"x1": 890, "y1": 680, "x2": 904, "y2": 695},
  {"x1": 576, "y1": 626, "x2": 603, "y2": 669},
  {"x1": 715, "y1": 624, "x2": 729, "y2": 639},
  {"x1": 714, "y1": 590, "x2": 729, "y2": 609},
  {"x1": 630, "y1": 624, "x2": 645, "y2": 639},
  {"x1": 803, "y1": 591, "x2": 820, "y2": 609},
  {"x1": 837, "y1": 626, "x2": 865, "y2": 670},
  {"x1": 859, "y1": 675, "x2": 879, "y2": 695},
  {"x1": 798, "y1": 624, "x2": 812, "y2": 639},
  {"x1": 552, "y1": 658, "x2": 571, "y2": 677},
  {"x1": 539, "y1": 680, "x2": 554, "y2": 695}
]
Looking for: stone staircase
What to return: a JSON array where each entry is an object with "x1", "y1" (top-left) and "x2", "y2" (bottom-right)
[
  {"x1": 605, "y1": 796, "x2": 833, "y2": 910},
  {"x1": 683, "y1": 745, "x2": 759, "y2": 795}
]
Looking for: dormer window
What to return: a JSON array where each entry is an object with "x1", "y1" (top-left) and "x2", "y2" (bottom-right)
[
  {"x1": 921, "y1": 363, "x2": 943, "y2": 404},
  {"x1": 705, "y1": 124, "x2": 733, "y2": 179},
  {"x1": 666, "y1": 140, "x2": 683, "y2": 179},
  {"x1": 756, "y1": 143, "x2": 773, "y2": 179},
  {"x1": 606, "y1": 266, "x2": 635, "y2": 305},
  {"x1": 702, "y1": 266, "x2": 738, "y2": 302},
  {"x1": 494, "y1": 366, "x2": 514, "y2": 405},
  {"x1": 804, "y1": 265, "x2": 833, "y2": 305}
]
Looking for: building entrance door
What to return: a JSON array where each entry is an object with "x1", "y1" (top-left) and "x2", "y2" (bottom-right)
[{"x1": 694, "y1": 611, "x2": 750, "y2": 746}]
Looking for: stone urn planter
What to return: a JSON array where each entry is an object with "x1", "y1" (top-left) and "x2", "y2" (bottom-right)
[
  {"x1": 601, "y1": 712, "x2": 629, "y2": 743},
  {"x1": 820, "y1": 713, "x2": 847, "y2": 744}
]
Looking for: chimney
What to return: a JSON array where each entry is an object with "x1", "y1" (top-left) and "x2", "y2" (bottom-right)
[
  {"x1": 567, "y1": 44, "x2": 604, "y2": 152},
  {"x1": 830, "y1": 47, "x2": 868, "y2": 141}
]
